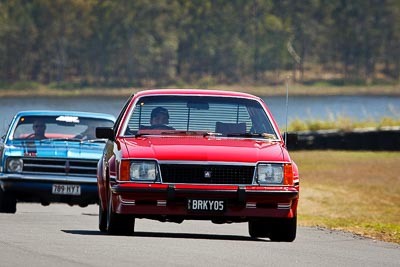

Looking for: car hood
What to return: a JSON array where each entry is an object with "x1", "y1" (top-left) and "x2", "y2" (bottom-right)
[
  {"x1": 121, "y1": 136, "x2": 286, "y2": 163},
  {"x1": 3, "y1": 140, "x2": 106, "y2": 160}
]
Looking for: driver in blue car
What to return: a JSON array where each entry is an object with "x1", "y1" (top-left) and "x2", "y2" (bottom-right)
[{"x1": 26, "y1": 119, "x2": 47, "y2": 139}]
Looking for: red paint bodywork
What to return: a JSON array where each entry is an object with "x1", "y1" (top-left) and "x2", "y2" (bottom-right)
[{"x1": 97, "y1": 89, "x2": 299, "y2": 225}]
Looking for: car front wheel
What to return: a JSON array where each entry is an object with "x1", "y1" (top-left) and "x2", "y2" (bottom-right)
[
  {"x1": 0, "y1": 187, "x2": 17, "y2": 213},
  {"x1": 106, "y1": 191, "x2": 135, "y2": 235},
  {"x1": 269, "y1": 216, "x2": 297, "y2": 242},
  {"x1": 98, "y1": 202, "x2": 107, "y2": 232},
  {"x1": 248, "y1": 219, "x2": 269, "y2": 238}
]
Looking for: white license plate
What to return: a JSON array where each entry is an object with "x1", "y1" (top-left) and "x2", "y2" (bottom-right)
[
  {"x1": 187, "y1": 199, "x2": 225, "y2": 212},
  {"x1": 52, "y1": 184, "x2": 81, "y2": 196}
]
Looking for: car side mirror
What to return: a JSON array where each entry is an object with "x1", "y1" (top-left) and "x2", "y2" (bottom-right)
[{"x1": 96, "y1": 127, "x2": 115, "y2": 140}]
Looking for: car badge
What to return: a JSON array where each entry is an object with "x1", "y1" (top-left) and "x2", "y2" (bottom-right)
[{"x1": 204, "y1": 171, "x2": 212, "y2": 178}]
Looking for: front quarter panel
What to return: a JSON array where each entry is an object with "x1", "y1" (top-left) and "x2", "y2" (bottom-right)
[
  {"x1": 97, "y1": 155, "x2": 106, "y2": 206},
  {"x1": 97, "y1": 140, "x2": 115, "y2": 209},
  {"x1": 98, "y1": 137, "x2": 127, "y2": 210}
]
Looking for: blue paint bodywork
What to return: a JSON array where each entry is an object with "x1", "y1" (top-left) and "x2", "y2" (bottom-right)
[{"x1": 0, "y1": 110, "x2": 115, "y2": 211}]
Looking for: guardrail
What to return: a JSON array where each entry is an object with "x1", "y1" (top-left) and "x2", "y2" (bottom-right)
[{"x1": 286, "y1": 127, "x2": 400, "y2": 151}]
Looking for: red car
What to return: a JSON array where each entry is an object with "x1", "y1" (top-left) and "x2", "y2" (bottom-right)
[{"x1": 96, "y1": 89, "x2": 299, "y2": 241}]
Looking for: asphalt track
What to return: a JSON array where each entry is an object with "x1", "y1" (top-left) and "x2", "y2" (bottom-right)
[{"x1": 0, "y1": 203, "x2": 399, "y2": 267}]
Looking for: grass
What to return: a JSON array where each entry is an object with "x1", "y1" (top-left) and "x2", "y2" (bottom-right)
[
  {"x1": 291, "y1": 151, "x2": 400, "y2": 244},
  {"x1": 288, "y1": 116, "x2": 400, "y2": 132}
]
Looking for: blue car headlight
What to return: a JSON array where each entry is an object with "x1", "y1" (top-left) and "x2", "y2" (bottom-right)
[{"x1": 7, "y1": 158, "x2": 23, "y2": 173}]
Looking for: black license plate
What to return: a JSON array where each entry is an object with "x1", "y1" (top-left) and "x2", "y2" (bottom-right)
[{"x1": 187, "y1": 199, "x2": 225, "y2": 212}]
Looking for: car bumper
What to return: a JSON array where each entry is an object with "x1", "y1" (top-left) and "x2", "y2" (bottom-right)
[
  {"x1": 0, "y1": 173, "x2": 98, "y2": 205},
  {"x1": 110, "y1": 183, "x2": 299, "y2": 220}
]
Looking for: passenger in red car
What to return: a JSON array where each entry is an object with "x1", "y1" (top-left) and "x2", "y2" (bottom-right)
[{"x1": 27, "y1": 119, "x2": 47, "y2": 139}]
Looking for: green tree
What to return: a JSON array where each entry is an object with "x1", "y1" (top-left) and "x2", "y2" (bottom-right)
[
  {"x1": 87, "y1": 0, "x2": 178, "y2": 86},
  {"x1": 0, "y1": 0, "x2": 38, "y2": 82},
  {"x1": 381, "y1": 0, "x2": 400, "y2": 80},
  {"x1": 1, "y1": 0, "x2": 400, "y2": 86},
  {"x1": 329, "y1": 0, "x2": 394, "y2": 83}
]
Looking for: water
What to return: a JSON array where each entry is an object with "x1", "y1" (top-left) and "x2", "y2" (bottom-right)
[
  {"x1": 1, "y1": 95, "x2": 399, "y2": 134},
  {"x1": 266, "y1": 95, "x2": 400, "y2": 127}
]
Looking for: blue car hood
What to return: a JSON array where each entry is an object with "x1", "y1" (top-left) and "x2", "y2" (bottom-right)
[{"x1": 4, "y1": 140, "x2": 105, "y2": 160}]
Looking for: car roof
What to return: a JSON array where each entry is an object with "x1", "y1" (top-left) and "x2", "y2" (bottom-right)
[
  {"x1": 14, "y1": 110, "x2": 116, "y2": 121},
  {"x1": 133, "y1": 89, "x2": 261, "y2": 100}
]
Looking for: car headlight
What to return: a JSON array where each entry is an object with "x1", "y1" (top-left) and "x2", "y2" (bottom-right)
[
  {"x1": 7, "y1": 158, "x2": 23, "y2": 173},
  {"x1": 119, "y1": 160, "x2": 158, "y2": 182},
  {"x1": 256, "y1": 163, "x2": 283, "y2": 184},
  {"x1": 256, "y1": 163, "x2": 294, "y2": 185}
]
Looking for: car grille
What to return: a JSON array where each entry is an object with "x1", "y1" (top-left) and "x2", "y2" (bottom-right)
[
  {"x1": 160, "y1": 164, "x2": 255, "y2": 185},
  {"x1": 21, "y1": 157, "x2": 98, "y2": 177}
]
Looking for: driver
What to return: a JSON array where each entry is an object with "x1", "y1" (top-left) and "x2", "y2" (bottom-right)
[
  {"x1": 27, "y1": 119, "x2": 47, "y2": 139},
  {"x1": 151, "y1": 107, "x2": 169, "y2": 125},
  {"x1": 150, "y1": 107, "x2": 174, "y2": 129}
]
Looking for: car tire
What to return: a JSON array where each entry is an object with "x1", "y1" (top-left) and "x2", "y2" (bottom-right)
[
  {"x1": 0, "y1": 187, "x2": 17, "y2": 214},
  {"x1": 248, "y1": 219, "x2": 269, "y2": 238},
  {"x1": 106, "y1": 191, "x2": 135, "y2": 235},
  {"x1": 268, "y1": 216, "x2": 297, "y2": 242},
  {"x1": 98, "y1": 202, "x2": 107, "y2": 232}
]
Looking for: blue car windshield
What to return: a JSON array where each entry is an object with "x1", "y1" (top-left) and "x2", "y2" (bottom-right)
[{"x1": 10, "y1": 115, "x2": 114, "y2": 141}]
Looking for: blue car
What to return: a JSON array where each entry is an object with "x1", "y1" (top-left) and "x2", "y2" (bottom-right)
[{"x1": 0, "y1": 110, "x2": 115, "y2": 213}]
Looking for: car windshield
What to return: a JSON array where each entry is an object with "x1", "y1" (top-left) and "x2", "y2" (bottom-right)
[
  {"x1": 11, "y1": 115, "x2": 114, "y2": 141},
  {"x1": 123, "y1": 95, "x2": 278, "y2": 139}
]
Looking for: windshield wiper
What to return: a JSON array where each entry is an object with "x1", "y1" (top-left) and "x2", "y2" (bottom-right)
[
  {"x1": 161, "y1": 131, "x2": 225, "y2": 137},
  {"x1": 83, "y1": 138, "x2": 107, "y2": 143},
  {"x1": 135, "y1": 133, "x2": 151, "y2": 138},
  {"x1": 41, "y1": 138, "x2": 83, "y2": 142},
  {"x1": 136, "y1": 131, "x2": 217, "y2": 137},
  {"x1": 203, "y1": 132, "x2": 222, "y2": 137},
  {"x1": 160, "y1": 130, "x2": 209, "y2": 136},
  {"x1": 226, "y1": 133, "x2": 277, "y2": 139},
  {"x1": 40, "y1": 138, "x2": 107, "y2": 143}
]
